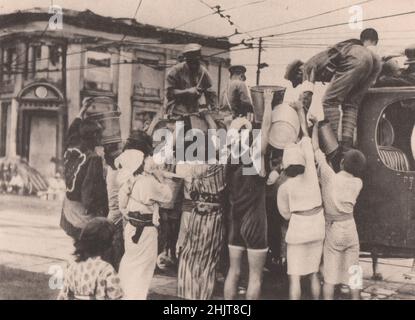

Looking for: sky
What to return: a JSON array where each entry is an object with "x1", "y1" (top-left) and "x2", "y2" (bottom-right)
[{"x1": 1, "y1": 0, "x2": 415, "y2": 85}]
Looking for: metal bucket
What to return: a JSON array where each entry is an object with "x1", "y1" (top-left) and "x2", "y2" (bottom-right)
[
  {"x1": 268, "y1": 102, "x2": 300, "y2": 149},
  {"x1": 250, "y1": 85, "x2": 286, "y2": 123},
  {"x1": 160, "y1": 172, "x2": 184, "y2": 210},
  {"x1": 318, "y1": 120, "x2": 339, "y2": 155},
  {"x1": 85, "y1": 97, "x2": 122, "y2": 145}
]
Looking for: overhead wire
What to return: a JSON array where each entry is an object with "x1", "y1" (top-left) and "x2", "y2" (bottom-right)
[
  {"x1": 243, "y1": 0, "x2": 375, "y2": 35},
  {"x1": 172, "y1": 0, "x2": 266, "y2": 30},
  {"x1": 196, "y1": 0, "x2": 255, "y2": 38},
  {"x1": 246, "y1": 9, "x2": 415, "y2": 41}
]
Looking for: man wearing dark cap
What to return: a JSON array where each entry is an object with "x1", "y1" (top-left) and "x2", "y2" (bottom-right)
[
  {"x1": 221, "y1": 65, "x2": 254, "y2": 120},
  {"x1": 285, "y1": 28, "x2": 382, "y2": 150},
  {"x1": 166, "y1": 43, "x2": 217, "y2": 116}
]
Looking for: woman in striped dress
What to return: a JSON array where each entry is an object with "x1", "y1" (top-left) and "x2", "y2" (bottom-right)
[{"x1": 177, "y1": 164, "x2": 226, "y2": 300}]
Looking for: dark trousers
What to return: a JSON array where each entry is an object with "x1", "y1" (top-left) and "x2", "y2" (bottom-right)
[{"x1": 323, "y1": 45, "x2": 381, "y2": 141}]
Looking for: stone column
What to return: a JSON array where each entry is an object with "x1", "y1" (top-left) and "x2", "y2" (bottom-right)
[
  {"x1": 65, "y1": 44, "x2": 84, "y2": 125},
  {"x1": 7, "y1": 42, "x2": 26, "y2": 158},
  {"x1": 117, "y1": 49, "x2": 134, "y2": 141},
  {"x1": 111, "y1": 50, "x2": 120, "y2": 95},
  {"x1": 56, "y1": 103, "x2": 65, "y2": 173}
]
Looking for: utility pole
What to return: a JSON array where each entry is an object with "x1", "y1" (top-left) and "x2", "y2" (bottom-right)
[{"x1": 256, "y1": 37, "x2": 263, "y2": 86}]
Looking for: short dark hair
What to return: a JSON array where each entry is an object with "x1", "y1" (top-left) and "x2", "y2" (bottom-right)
[
  {"x1": 237, "y1": 103, "x2": 254, "y2": 117},
  {"x1": 342, "y1": 149, "x2": 367, "y2": 177},
  {"x1": 360, "y1": 28, "x2": 379, "y2": 44},
  {"x1": 124, "y1": 130, "x2": 153, "y2": 156},
  {"x1": 285, "y1": 164, "x2": 305, "y2": 177},
  {"x1": 74, "y1": 218, "x2": 114, "y2": 262}
]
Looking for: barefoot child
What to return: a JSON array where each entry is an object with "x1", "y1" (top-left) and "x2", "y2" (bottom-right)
[{"x1": 310, "y1": 117, "x2": 366, "y2": 300}]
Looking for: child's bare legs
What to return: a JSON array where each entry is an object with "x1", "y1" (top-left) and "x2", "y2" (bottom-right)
[
  {"x1": 323, "y1": 282, "x2": 335, "y2": 300},
  {"x1": 350, "y1": 288, "x2": 361, "y2": 300},
  {"x1": 310, "y1": 272, "x2": 321, "y2": 299},
  {"x1": 246, "y1": 249, "x2": 267, "y2": 300},
  {"x1": 224, "y1": 246, "x2": 244, "y2": 300},
  {"x1": 289, "y1": 275, "x2": 301, "y2": 300}
]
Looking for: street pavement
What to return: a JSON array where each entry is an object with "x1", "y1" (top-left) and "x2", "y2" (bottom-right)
[{"x1": 1, "y1": 194, "x2": 415, "y2": 300}]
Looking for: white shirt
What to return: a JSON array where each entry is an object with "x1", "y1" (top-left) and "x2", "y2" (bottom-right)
[{"x1": 282, "y1": 80, "x2": 325, "y2": 126}]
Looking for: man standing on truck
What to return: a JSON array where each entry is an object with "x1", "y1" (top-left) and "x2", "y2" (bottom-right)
[
  {"x1": 284, "y1": 28, "x2": 382, "y2": 153},
  {"x1": 220, "y1": 65, "x2": 254, "y2": 120},
  {"x1": 166, "y1": 43, "x2": 217, "y2": 117}
]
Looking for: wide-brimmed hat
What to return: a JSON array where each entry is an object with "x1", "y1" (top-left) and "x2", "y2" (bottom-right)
[
  {"x1": 284, "y1": 59, "x2": 304, "y2": 87},
  {"x1": 283, "y1": 142, "x2": 305, "y2": 168},
  {"x1": 229, "y1": 65, "x2": 247, "y2": 74},
  {"x1": 182, "y1": 43, "x2": 202, "y2": 57}
]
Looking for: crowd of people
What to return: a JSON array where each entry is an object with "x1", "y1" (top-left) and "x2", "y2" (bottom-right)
[{"x1": 57, "y1": 29, "x2": 384, "y2": 300}]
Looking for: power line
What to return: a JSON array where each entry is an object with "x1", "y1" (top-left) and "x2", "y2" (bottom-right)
[
  {"x1": 120, "y1": 0, "x2": 144, "y2": 42},
  {"x1": 246, "y1": 9, "x2": 415, "y2": 41},
  {"x1": 172, "y1": 0, "x2": 266, "y2": 30},
  {"x1": 206, "y1": 45, "x2": 259, "y2": 58},
  {"x1": 196, "y1": 0, "x2": 255, "y2": 38},
  {"x1": 244, "y1": 0, "x2": 375, "y2": 35},
  {"x1": 263, "y1": 36, "x2": 415, "y2": 42}
]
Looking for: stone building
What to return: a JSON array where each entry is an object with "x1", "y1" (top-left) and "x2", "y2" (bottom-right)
[{"x1": 0, "y1": 8, "x2": 231, "y2": 177}]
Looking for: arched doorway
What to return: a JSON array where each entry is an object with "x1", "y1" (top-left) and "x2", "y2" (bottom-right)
[{"x1": 17, "y1": 82, "x2": 64, "y2": 178}]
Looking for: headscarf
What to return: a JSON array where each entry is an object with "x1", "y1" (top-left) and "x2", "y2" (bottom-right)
[
  {"x1": 114, "y1": 149, "x2": 144, "y2": 185},
  {"x1": 283, "y1": 142, "x2": 305, "y2": 169}
]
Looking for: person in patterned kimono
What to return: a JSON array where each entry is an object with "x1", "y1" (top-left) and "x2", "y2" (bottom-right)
[{"x1": 58, "y1": 217, "x2": 123, "y2": 300}]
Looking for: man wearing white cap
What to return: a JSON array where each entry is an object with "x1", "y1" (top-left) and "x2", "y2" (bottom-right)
[{"x1": 166, "y1": 43, "x2": 217, "y2": 116}]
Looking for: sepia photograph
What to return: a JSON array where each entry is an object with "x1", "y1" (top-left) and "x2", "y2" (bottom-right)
[{"x1": 0, "y1": 0, "x2": 415, "y2": 308}]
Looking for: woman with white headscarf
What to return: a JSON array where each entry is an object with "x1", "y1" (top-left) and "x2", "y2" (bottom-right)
[
  {"x1": 116, "y1": 149, "x2": 172, "y2": 300},
  {"x1": 277, "y1": 102, "x2": 325, "y2": 300}
]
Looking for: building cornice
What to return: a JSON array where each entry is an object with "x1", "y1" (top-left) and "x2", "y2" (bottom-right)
[{"x1": 0, "y1": 8, "x2": 232, "y2": 50}]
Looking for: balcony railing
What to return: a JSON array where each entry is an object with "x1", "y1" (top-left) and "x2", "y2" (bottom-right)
[
  {"x1": 133, "y1": 85, "x2": 162, "y2": 100},
  {"x1": 84, "y1": 80, "x2": 113, "y2": 92}
]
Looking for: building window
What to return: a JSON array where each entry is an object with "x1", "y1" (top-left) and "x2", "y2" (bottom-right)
[
  {"x1": 132, "y1": 108, "x2": 156, "y2": 132},
  {"x1": 3, "y1": 47, "x2": 16, "y2": 81},
  {"x1": 0, "y1": 102, "x2": 9, "y2": 157},
  {"x1": 49, "y1": 45, "x2": 61, "y2": 66},
  {"x1": 84, "y1": 50, "x2": 113, "y2": 92}
]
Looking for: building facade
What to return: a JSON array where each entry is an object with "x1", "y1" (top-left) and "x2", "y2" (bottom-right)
[{"x1": 0, "y1": 8, "x2": 231, "y2": 177}]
